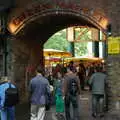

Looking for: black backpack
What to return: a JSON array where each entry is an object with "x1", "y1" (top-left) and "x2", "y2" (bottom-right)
[
  {"x1": 69, "y1": 78, "x2": 78, "y2": 96},
  {"x1": 4, "y1": 83, "x2": 19, "y2": 107}
]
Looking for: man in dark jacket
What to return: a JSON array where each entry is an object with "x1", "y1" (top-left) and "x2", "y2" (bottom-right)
[
  {"x1": 29, "y1": 66, "x2": 50, "y2": 120},
  {"x1": 63, "y1": 67, "x2": 80, "y2": 120}
]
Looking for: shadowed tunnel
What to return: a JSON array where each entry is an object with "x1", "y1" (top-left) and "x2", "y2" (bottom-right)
[{"x1": 16, "y1": 13, "x2": 98, "y2": 44}]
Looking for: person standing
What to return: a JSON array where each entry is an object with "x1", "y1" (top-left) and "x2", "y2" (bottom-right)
[
  {"x1": 77, "y1": 63, "x2": 86, "y2": 90},
  {"x1": 0, "y1": 76, "x2": 16, "y2": 120},
  {"x1": 29, "y1": 66, "x2": 50, "y2": 120},
  {"x1": 63, "y1": 67, "x2": 80, "y2": 120},
  {"x1": 88, "y1": 66, "x2": 107, "y2": 118},
  {"x1": 68, "y1": 61, "x2": 77, "y2": 73},
  {"x1": 54, "y1": 72, "x2": 64, "y2": 116}
]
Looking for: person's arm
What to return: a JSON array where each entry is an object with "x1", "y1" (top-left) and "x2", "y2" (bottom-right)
[
  {"x1": 46, "y1": 79, "x2": 51, "y2": 94},
  {"x1": 76, "y1": 76, "x2": 81, "y2": 95},
  {"x1": 0, "y1": 86, "x2": 4, "y2": 109},
  {"x1": 62, "y1": 75, "x2": 67, "y2": 97},
  {"x1": 104, "y1": 75, "x2": 108, "y2": 89},
  {"x1": 0, "y1": 84, "x2": 6, "y2": 109},
  {"x1": 28, "y1": 80, "x2": 32, "y2": 102},
  {"x1": 88, "y1": 75, "x2": 94, "y2": 86}
]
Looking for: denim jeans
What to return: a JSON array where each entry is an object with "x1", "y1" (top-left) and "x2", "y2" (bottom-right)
[
  {"x1": 92, "y1": 94, "x2": 104, "y2": 115},
  {"x1": 65, "y1": 94, "x2": 80, "y2": 120},
  {"x1": 0, "y1": 107, "x2": 15, "y2": 120}
]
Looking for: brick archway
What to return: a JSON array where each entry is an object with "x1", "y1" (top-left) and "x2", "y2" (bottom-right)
[
  {"x1": 8, "y1": 1, "x2": 108, "y2": 35},
  {"x1": 7, "y1": 1, "x2": 109, "y2": 104}
]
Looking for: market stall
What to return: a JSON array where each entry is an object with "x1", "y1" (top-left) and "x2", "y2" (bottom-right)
[{"x1": 44, "y1": 49, "x2": 72, "y2": 66}]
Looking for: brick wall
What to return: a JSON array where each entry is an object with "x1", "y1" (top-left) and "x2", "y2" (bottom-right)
[
  {"x1": 9, "y1": 0, "x2": 120, "y2": 36},
  {"x1": 7, "y1": 36, "x2": 44, "y2": 102},
  {"x1": 106, "y1": 55, "x2": 120, "y2": 111}
]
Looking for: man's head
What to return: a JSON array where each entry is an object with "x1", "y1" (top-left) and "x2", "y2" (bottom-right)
[
  {"x1": 95, "y1": 66, "x2": 103, "y2": 72},
  {"x1": 69, "y1": 61, "x2": 73, "y2": 66},
  {"x1": 67, "y1": 67, "x2": 73, "y2": 73},
  {"x1": 36, "y1": 66, "x2": 44, "y2": 75}
]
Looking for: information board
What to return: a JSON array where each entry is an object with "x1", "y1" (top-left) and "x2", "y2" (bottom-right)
[{"x1": 108, "y1": 37, "x2": 120, "y2": 54}]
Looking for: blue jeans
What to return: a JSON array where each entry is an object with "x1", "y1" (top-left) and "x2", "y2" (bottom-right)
[
  {"x1": 65, "y1": 94, "x2": 80, "y2": 120},
  {"x1": 92, "y1": 94, "x2": 104, "y2": 115},
  {"x1": 0, "y1": 107, "x2": 15, "y2": 120}
]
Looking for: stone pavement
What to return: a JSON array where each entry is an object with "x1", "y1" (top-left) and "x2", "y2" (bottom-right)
[{"x1": 16, "y1": 91, "x2": 120, "y2": 120}]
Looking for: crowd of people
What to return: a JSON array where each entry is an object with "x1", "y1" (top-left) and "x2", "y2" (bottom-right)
[
  {"x1": 28, "y1": 60, "x2": 106, "y2": 120},
  {"x1": 45, "y1": 60, "x2": 106, "y2": 91},
  {"x1": 0, "y1": 60, "x2": 107, "y2": 120}
]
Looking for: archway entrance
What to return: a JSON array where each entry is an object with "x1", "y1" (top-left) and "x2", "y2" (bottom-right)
[
  {"x1": 7, "y1": 2, "x2": 108, "y2": 99},
  {"x1": 8, "y1": 8, "x2": 108, "y2": 68},
  {"x1": 7, "y1": 3, "x2": 108, "y2": 119},
  {"x1": 8, "y1": 1, "x2": 108, "y2": 72}
]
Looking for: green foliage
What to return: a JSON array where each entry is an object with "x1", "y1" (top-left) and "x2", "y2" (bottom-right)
[
  {"x1": 75, "y1": 28, "x2": 91, "y2": 41},
  {"x1": 44, "y1": 30, "x2": 69, "y2": 51},
  {"x1": 44, "y1": 29, "x2": 88, "y2": 56},
  {"x1": 75, "y1": 42, "x2": 87, "y2": 56}
]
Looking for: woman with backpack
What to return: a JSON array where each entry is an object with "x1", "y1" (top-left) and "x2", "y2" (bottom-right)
[{"x1": 0, "y1": 76, "x2": 16, "y2": 120}]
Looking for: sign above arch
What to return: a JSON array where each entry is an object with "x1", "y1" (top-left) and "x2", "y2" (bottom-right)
[{"x1": 8, "y1": 0, "x2": 108, "y2": 34}]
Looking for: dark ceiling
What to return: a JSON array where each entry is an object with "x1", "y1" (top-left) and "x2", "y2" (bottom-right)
[{"x1": 17, "y1": 13, "x2": 97, "y2": 44}]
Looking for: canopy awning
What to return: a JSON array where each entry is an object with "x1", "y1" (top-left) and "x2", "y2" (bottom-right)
[
  {"x1": 64, "y1": 56, "x2": 103, "y2": 62},
  {"x1": 43, "y1": 49, "x2": 72, "y2": 57}
]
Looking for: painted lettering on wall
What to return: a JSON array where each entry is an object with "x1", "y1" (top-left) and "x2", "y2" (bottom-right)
[{"x1": 9, "y1": 0, "x2": 108, "y2": 33}]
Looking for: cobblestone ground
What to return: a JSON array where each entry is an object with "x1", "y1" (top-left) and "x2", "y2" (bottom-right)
[{"x1": 16, "y1": 91, "x2": 120, "y2": 120}]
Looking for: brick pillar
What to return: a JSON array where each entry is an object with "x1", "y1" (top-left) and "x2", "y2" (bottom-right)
[
  {"x1": 8, "y1": 36, "x2": 44, "y2": 102},
  {"x1": 106, "y1": 55, "x2": 120, "y2": 112}
]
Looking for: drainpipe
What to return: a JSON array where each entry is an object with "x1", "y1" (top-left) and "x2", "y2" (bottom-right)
[
  {"x1": 0, "y1": 12, "x2": 8, "y2": 76},
  {"x1": 0, "y1": 0, "x2": 15, "y2": 76},
  {"x1": 3, "y1": 36, "x2": 8, "y2": 76}
]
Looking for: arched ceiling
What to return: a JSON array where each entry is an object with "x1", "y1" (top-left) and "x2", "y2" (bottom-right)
[{"x1": 16, "y1": 13, "x2": 97, "y2": 44}]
